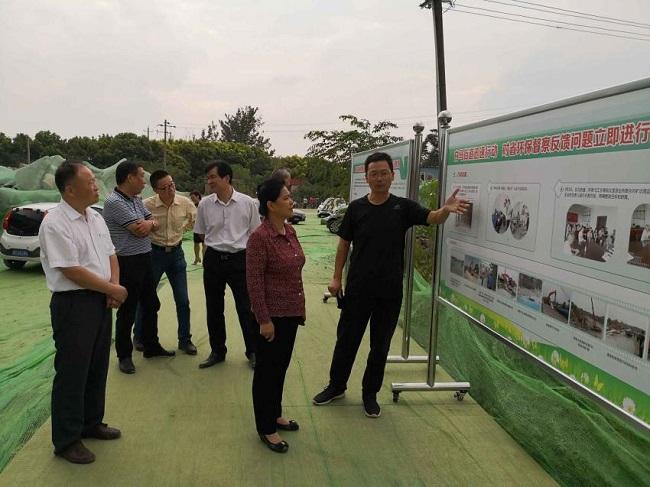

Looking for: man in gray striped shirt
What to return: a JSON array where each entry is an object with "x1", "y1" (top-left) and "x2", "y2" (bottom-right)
[{"x1": 102, "y1": 160, "x2": 175, "y2": 374}]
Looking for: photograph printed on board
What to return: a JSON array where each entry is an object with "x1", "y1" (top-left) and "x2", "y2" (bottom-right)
[
  {"x1": 463, "y1": 255, "x2": 481, "y2": 283},
  {"x1": 605, "y1": 304, "x2": 647, "y2": 359},
  {"x1": 491, "y1": 193, "x2": 512, "y2": 234},
  {"x1": 510, "y1": 201, "x2": 530, "y2": 240},
  {"x1": 568, "y1": 292, "x2": 606, "y2": 339},
  {"x1": 541, "y1": 281, "x2": 571, "y2": 324},
  {"x1": 455, "y1": 201, "x2": 474, "y2": 230},
  {"x1": 479, "y1": 261, "x2": 497, "y2": 291},
  {"x1": 627, "y1": 203, "x2": 650, "y2": 269},
  {"x1": 496, "y1": 266, "x2": 518, "y2": 299},
  {"x1": 517, "y1": 273, "x2": 543, "y2": 312},
  {"x1": 450, "y1": 250, "x2": 465, "y2": 277},
  {"x1": 563, "y1": 204, "x2": 616, "y2": 262}
]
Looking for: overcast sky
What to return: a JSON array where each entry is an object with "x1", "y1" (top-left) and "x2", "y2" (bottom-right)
[{"x1": 1, "y1": 0, "x2": 649, "y2": 156}]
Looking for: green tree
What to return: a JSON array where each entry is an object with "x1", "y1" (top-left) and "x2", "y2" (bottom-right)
[
  {"x1": 0, "y1": 133, "x2": 15, "y2": 166},
  {"x1": 200, "y1": 122, "x2": 220, "y2": 142},
  {"x1": 218, "y1": 106, "x2": 273, "y2": 154},
  {"x1": 31, "y1": 131, "x2": 65, "y2": 160},
  {"x1": 304, "y1": 115, "x2": 402, "y2": 166},
  {"x1": 422, "y1": 128, "x2": 440, "y2": 169}
]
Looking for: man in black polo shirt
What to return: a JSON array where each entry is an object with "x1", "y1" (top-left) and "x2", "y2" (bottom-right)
[
  {"x1": 103, "y1": 160, "x2": 175, "y2": 374},
  {"x1": 313, "y1": 152, "x2": 469, "y2": 418}
]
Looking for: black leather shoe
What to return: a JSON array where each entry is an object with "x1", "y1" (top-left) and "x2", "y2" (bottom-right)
[
  {"x1": 82, "y1": 423, "x2": 121, "y2": 440},
  {"x1": 119, "y1": 358, "x2": 135, "y2": 374},
  {"x1": 178, "y1": 340, "x2": 197, "y2": 355},
  {"x1": 276, "y1": 420, "x2": 299, "y2": 431},
  {"x1": 199, "y1": 352, "x2": 225, "y2": 369},
  {"x1": 55, "y1": 440, "x2": 95, "y2": 464},
  {"x1": 133, "y1": 337, "x2": 144, "y2": 352},
  {"x1": 143, "y1": 345, "x2": 176, "y2": 358},
  {"x1": 259, "y1": 434, "x2": 289, "y2": 453}
]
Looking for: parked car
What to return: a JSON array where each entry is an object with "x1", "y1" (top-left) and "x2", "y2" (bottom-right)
[
  {"x1": 1, "y1": 202, "x2": 103, "y2": 270},
  {"x1": 317, "y1": 197, "x2": 346, "y2": 218},
  {"x1": 326, "y1": 204, "x2": 348, "y2": 234},
  {"x1": 289, "y1": 209, "x2": 306, "y2": 225}
]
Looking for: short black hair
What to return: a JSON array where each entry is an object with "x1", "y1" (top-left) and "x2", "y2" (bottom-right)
[
  {"x1": 189, "y1": 190, "x2": 202, "y2": 199},
  {"x1": 115, "y1": 160, "x2": 142, "y2": 185},
  {"x1": 364, "y1": 152, "x2": 394, "y2": 174},
  {"x1": 205, "y1": 160, "x2": 233, "y2": 184},
  {"x1": 271, "y1": 168, "x2": 291, "y2": 186},
  {"x1": 150, "y1": 169, "x2": 170, "y2": 189},
  {"x1": 54, "y1": 159, "x2": 86, "y2": 194},
  {"x1": 256, "y1": 178, "x2": 286, "y2": 217}
]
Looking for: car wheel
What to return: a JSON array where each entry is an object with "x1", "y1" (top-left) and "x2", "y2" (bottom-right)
[
  {"x1": 327, "y1": 218, "x2": 341, "y2": 234},
  {"x1": 4, "y1": 259, "x2": 26, "y2": 270}
]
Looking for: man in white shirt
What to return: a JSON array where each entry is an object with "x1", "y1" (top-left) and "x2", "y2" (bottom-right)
[
  {"x1": 39, "y1": 160, "x2": 127, "y2": 464},
  {"x1": 194, "y1": 161, "x2": 261, "y2": 368}
]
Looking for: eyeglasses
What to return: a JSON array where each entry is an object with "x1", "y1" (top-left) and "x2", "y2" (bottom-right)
[{"x1": 157, "y1": 182, "x2": 176, "y2": 191}]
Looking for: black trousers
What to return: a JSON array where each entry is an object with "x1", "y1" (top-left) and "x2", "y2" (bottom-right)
[
  {"x1": 252, "y1": 317, "x2": 300, "y2": 435},
  {"x1": 329, "y1": 294, "x2": 402, "y2": 395},
  {"x1": 116, "y1": 252, "x2": 160, "y2": 358},
  {"x1": 50, "y1": 290, "x2": 111, "y2": 453},
  {"x1": 203, "y1": 248, "x2": 256, "y2": 356}
]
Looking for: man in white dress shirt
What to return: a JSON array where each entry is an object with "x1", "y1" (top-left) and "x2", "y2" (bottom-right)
[
  {"x1": 39, "y1": 160, "x2": 128, "y2": 464},
  {"x1": 194, "y1": 161, "x2": 261, "y2": 369}
]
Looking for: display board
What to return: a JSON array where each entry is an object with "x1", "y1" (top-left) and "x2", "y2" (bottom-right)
[
  {"x1": 440, "y1": 79, "x2": 650, "y2": 427},
  {"x1": 350, "y1": 141, "x2": 413, "y2": 201}
]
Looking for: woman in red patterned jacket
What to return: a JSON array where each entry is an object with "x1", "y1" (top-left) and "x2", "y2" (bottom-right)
[{"x1": 246, "y1": 178, "x2": 305, "y2": 453}]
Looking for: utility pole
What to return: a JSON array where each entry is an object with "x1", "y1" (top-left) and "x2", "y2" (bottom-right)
[
  {"x1": 431, "y1": 0, "x2": 449, "y2": 115},
  {"x1": 147, "y1": 126, "x2": 150, "y2": 140},
  {"x1": 26, "y1": 136, "x2": 31, "y2": 164},
  {"x1": 157, "y1": 119, "x2": 176, "y2": 170}
]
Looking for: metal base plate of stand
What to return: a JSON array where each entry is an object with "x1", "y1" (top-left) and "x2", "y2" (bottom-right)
[
  {"x1": 387, "y1": 355, "x2": 438, "y2": 364},
  {"x1": 391, "y1": 381, "x2": 471, "y2": 403}
]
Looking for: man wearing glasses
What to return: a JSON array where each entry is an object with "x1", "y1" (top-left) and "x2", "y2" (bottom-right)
[{"x1": 134, "y1": 170, "x2": 198, "y2": 355}]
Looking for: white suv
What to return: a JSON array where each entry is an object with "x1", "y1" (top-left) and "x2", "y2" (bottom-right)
[{"x1": 0, "y1": 202, "x2": 103, "y2": 270}]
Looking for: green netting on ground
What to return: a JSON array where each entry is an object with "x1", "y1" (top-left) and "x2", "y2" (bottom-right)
[
  {"x1": 407, "y1": 269, "x2": 650, "y2": 486},
  {"x1": 0, "y1": 264, "x2": 57, "y2": 472}
]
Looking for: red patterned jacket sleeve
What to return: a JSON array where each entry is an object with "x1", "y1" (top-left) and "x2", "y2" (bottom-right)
[{"x1": 246, "y1": 229, "x2": 270, "y2": 324}]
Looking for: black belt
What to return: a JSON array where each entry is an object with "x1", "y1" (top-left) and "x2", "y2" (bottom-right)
[
  {"x1": 53, "y1": 289, "x2": 104, "y2": 297},
  {"x1": 207, "y1": 248, "x2": 245, "y2": 260},
  {"x1": 152, "y1": 242, "x2": 182, "y2": 253}
]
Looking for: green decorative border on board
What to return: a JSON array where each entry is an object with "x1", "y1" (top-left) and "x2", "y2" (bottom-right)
[
  {"x1": 448, "y1": 115, "x2": 650, "y2": 165},
  {"x1": 440, "y1": 281, "x2": 649, "y2": 425}
]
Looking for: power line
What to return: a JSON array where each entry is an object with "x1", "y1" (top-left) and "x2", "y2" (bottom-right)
[
  {"x1": 449, "y1": 7, "x2": 650, "y2": 42},
  {"x1": 455, "y1": 3, "x2": 650, "y2": 38},
  {"x1": 508, "y1": 0, "x2": 650, "y2": 29},
  {"x1": 479, "y1": 0, "x2": 650, "y2": 30}
]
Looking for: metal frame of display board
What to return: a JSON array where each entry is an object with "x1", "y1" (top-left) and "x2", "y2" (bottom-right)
[
  {"x1": 391, "y1": 112, "x2": 470, "y2": 403},
  {"x1": 391, "y1": 82, "x2": 650, "y2": 434},
  {"x1": 387, "y1": 127, "x2": 436, "y2": 365}
]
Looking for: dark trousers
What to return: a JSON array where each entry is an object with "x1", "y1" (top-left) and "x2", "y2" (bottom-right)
[
  {"x1": 116, "y1": 252, "x2": 160, "y2": 359},
  {"x1": 329, "y1": 294, "x2": 402, "y2": 395},
  {"x1": 50, "y1": 290, "x2": 111, "y2": 453},
  {"x1": 203, "y1": 247, "x2": 256, "y2": 356},
  {"x1": 252, "y1": 317, "x2": 300, "y2": 435},
  {"x1": 134, "y1": 245, "x2": 191, "y2": 343}
]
